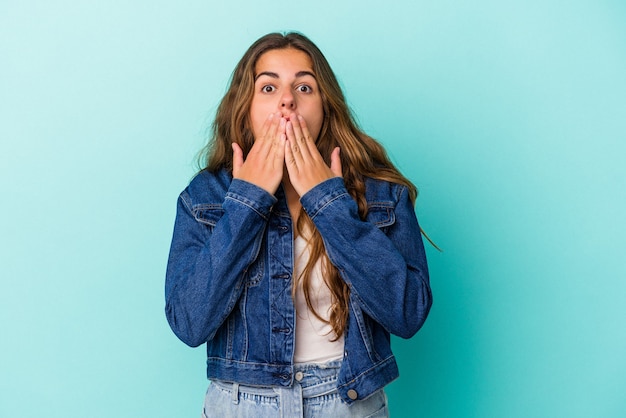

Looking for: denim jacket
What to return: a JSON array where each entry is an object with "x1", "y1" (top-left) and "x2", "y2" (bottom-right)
[{"x1": 165, "y1": 168, "x2": 432, "y2": 404}]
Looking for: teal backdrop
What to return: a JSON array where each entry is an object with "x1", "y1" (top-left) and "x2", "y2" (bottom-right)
[{"x1": 1, "y1": 1, "x2": 625, "y2": 417}]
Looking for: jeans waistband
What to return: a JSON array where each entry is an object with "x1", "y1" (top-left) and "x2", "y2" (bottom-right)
[{"x1": 211, "y1": 360, "x2": 342, "y2": 400}]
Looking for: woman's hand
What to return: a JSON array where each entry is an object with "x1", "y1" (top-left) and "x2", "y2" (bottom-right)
[
  {"x1": 284, "y1": 113, "x2": 342, "y2": 196},
  {"x1": 232, "y1": 113, "x2": 286, "y2": 195}
]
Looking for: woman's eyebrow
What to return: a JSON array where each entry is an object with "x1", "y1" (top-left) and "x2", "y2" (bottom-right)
[
  {"x1": 255, "y1": 71, "x2": 279, "y2": 81},
  {"x1": 295, "y1": 70, "x2": 316, "y2": 79},
  {"x1": 254, "y1": 70, "x2": 316, "y2": 81}
]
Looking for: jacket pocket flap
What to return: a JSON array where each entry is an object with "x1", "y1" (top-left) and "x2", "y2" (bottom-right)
[
  {"x1": 366, "y1": 204, "x2": 396, "y2": 228},
  {"x1": 192, "y1": 204, "x2": 224, "y2": 226}
]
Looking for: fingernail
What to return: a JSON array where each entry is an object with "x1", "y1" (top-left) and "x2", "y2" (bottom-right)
[{"x1": 280, "y1": 118, "x2": 286, "y2": 126}]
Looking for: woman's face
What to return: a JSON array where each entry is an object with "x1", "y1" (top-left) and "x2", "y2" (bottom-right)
[{"x1": 249, "y1": 48, "x2": 324, "y2": 141}]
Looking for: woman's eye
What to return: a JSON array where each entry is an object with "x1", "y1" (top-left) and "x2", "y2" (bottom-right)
[
  {"x1": 261, "y1": 85, "x2": 275, "y2": 93},
  {"x1": 297, "y1": 85, "x2": 312, "y2": 93}
]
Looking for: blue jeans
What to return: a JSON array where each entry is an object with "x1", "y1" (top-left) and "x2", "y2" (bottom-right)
[{"x1": 201, "y1": 361, "x2": 389, "y2": 417}]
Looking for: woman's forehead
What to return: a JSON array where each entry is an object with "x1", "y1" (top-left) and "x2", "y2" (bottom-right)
[{"x1": 254, "y1": 48, "x2": 314, "y2": 76}]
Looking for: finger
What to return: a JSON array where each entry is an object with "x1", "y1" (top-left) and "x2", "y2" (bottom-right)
[
  {"x1": 261, "y1": 113, "x2": 278, "y2": 139},
  {"x1": 263, "y1": 113, "x2": 282, "y2": 145},
  {"x1": 285, "y1": 120, "x2": 302, "y2": 158},
  {"x1": 284, "y1": 138, "x2": 300, "y2": 176},
  {"x1": 251, "y1": 114, "x2": 282, "y2": 161},
  {"x1": 271, "y1": 117, "x2": 287, "y2": 156},
  {"x1": 295, "y1": 114, "x2": 318, "y2": 158},
  {"x1": 289, "y1": 112, "x2": 305, "y2": 143},
  {"x1": 260, "y1": 113, "x2": 280, "y2": 144},
  {"x1": 286, "y1": 114, "x2": 313, "y2": 166},
  {"x1": 232, "y1": 142, "x2": 244, "y2": 178},
  {"x1": 272, "y1": 133, "x2": 287, "y2": 170},
  {"x1": 330, "y1": 147, "x2": 342, "y2": 177},
  {"x1": 293, "y1": 114, "x2": 308, "y2": 142},
  {"x1": 278, "y1": 116, "x2": 286, "y2": 137},
  {"x1": 247, "y1": 114, "x2": 272, "y2": 160}
]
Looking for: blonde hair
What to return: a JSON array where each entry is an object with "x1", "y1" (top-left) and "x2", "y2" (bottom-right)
[{"x1": 199, "y1": 32, "x2": 418, "y2": 338}]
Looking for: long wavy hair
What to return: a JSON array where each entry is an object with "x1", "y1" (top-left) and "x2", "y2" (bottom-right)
[{"x1": 199, "y1": 32, "x2": 418, "y2": 339}]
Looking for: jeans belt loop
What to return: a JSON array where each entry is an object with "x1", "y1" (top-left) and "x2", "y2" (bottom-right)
[{"x1": 231, "y1": 382, "x2": 240, "y2": 405}]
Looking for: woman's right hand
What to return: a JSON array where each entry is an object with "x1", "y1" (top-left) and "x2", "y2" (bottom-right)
[{"x1": 232, "y1": 113, "x2": 286, "y2": 195}]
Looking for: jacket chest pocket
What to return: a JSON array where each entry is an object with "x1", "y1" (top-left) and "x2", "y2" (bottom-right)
[
  {"x1": 365, "y1": 202, "x2": 396, "y2": 233},
  {"x1": 192, "y1": 204, "x2": 224, "y2": 229},
  {"x1": 192, "y1": 204, "x2": 264, "y2": 288}
]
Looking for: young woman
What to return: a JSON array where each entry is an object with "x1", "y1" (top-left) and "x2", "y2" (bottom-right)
[{"x1": 165, "y1": 32, "x2": 432, "y2": 417}]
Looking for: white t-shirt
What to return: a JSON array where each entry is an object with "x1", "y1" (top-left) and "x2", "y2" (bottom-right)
[{"x1": 293, "y1": 235, "x2": 345, "y2": 364}]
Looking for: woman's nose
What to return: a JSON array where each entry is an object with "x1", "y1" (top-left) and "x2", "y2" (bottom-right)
[{"x1": 279, "y1": 91, "x2": 296, "y2": 110}]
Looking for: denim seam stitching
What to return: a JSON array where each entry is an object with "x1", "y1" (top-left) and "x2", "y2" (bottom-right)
[
  {"x1": 225, "y1": 195, "x2": 269, "y2": 220},
  {"x1": 308, "y1": 192, "x2": 350, "y2": 220}
]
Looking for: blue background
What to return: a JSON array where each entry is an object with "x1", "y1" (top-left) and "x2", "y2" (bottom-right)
[{"x1": 1, "y1": 1, "x2": 625, "y2": 417}]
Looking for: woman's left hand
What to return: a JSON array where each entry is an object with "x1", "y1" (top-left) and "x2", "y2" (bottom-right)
[{"x1": 284, "y1": 113, "x2": 342, "y2": 196}]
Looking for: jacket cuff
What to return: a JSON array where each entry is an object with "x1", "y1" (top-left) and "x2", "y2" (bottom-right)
[
  {"x1": 300, "y1": 177, "x2": 351, "y2": 220},
  {"x1": 225, "y1": 179, "x2": 277, "y2": 220}
]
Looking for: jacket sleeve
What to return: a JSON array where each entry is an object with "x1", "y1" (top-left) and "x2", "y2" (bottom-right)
[
  {"x1": 165, "y1": 178, "x2": 276, "y2": 347},
  {"x1": 300, "y1": 177, "x2": 432, "y2": 338}
]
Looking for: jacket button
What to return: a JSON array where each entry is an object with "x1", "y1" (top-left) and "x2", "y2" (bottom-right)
[{"x1": 347, "y1": 389, "x2": 358, "y2": 400}]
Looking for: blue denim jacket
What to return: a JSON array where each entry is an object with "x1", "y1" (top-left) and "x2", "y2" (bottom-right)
[{"x1": 165, "y1": 169, "x2": 432, "y2": 404}]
